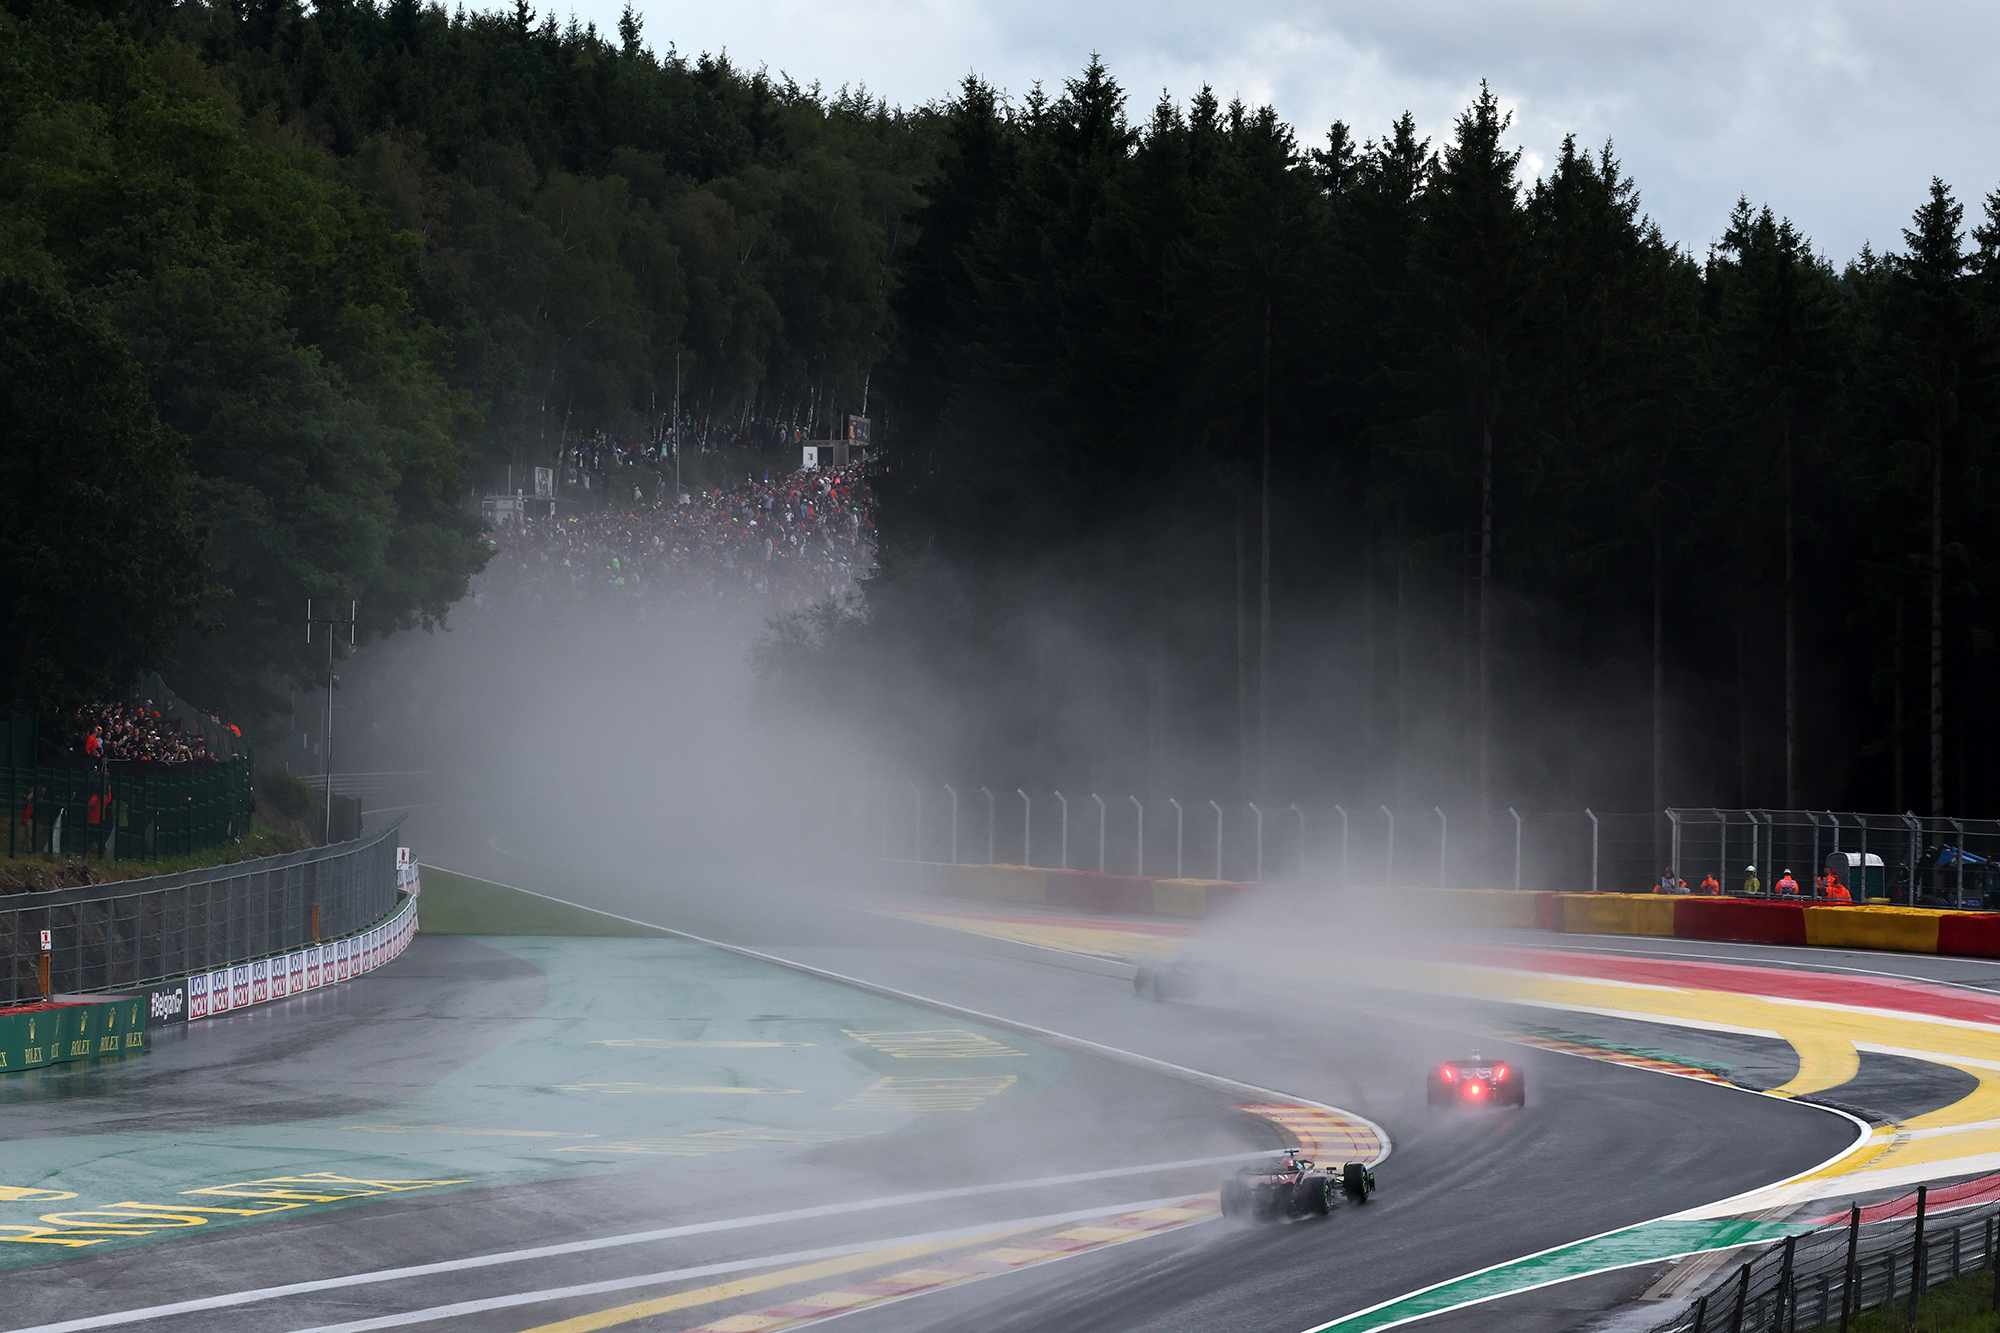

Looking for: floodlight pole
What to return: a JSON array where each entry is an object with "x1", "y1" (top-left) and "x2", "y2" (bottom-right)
[{"x1": 306, "y1": 600, "x2": 357, "y2": 844}]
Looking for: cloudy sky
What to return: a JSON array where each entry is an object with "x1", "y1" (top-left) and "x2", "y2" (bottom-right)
[{"x1": 587, "y1": 0, "x2": 2000, "y2": 264}]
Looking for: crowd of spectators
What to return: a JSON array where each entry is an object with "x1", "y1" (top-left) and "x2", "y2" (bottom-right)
[
  {"x1": 560, "y1": 416, "x2": 827, "y2": 480},
  {"x1": 63, "y1": 701, "x2": 240, "y2": 768},
  {"x1": 479, "y1": 463, "x2": 873, "y2": 614}
]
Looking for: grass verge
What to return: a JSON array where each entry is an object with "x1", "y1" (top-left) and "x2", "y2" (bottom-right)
[
  {"x1": 0, "y1": 823, "x2": 307, "y2": 893},
  {"x1": 1822, "y1": 1264, "x2": 2000, "y2": 1331}
]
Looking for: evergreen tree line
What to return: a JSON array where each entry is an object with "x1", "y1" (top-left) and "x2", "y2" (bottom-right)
[
  {"x1": 854, "y1": 66, "x2": 2000, "y2": 815},
  {"x1": 1, "y1": 0, "x2": 925, "y2": 731},
  {"x1": 3, "y1": 0, "x2": 1995, "y2": 815}
]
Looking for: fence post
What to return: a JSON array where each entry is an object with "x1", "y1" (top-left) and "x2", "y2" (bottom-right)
[
  {"x1": 1691, "y1": 1294, "x2": 1707, "y2": 1333},
  {"x1": 1840, "y1": 1201, "x2": 1859, "y2": 1332},
  {"x1": 1903, "y1": 811, "x2": 1922, "y2": 903},
  {"x1": 879, "y1": 779, "x2": 891, "y2": 859},
  {"x1": 1249, "y1": 803, "x2": 1263, "y2": 882},
  {"x1": 1018, "y1": 789, "x2": 1031, "y2": 867},
  {"x1": 1093, "y1": 794, "x2": 1106, "y2": 873},
  {"x1": 1509, "y1": 807, "x2": 1523, "y2": 890},
  {"x1": 979, "y1": 787, "x2": 994, "y2": 865},
  {"x1": 1210, "y1": 800, "x2": 1223, "y2": 880},
  {"x1": 909, "y1": 782, "x2": 922, "y2": 861},
  {"x1": 1718, "y1": 808, "x2": 1727, "y2": 893},
  {"x1": 1131, "y1": 796, "x2": 1144, "y2": 877},
  {"x1": 1169, "y1": 799, "x2": 1184, "y2": 880},
  {"x1": 1435, "y1": 807, "x2": 1448, "y2": 888},
  {"x1": 1949, "y1": 817, "x2": 1966, "y2": 906},
  {"x1": 1334, "y1": 805, "x2": 1349, "y2": 884},
  {"x1": 1053, "y1": 791, "x2": 1068, "y2": 870},
  {"x1": 1910, "y1": 1183, "x2": 1928, "y2": 1328},
  {"x1": 1586, "y1": 808, "x2": 1599, "y2": 892},
  {"x1": 1381, "y1": 806, "x2": 1394, "y2": 887},
  {"x1": 1667, "y1": 807, "x2": 1681, "y2": 885},
  {"x1": 944, "y1": 785, "x2": 958, "y2": 865},
  {"x1": 1728, "y1": 1260, "x2": 1751, "y2": 1333},
  {"x1": 1772, "y1": 1233, "x2": 1795, "y2": 1333},
  {"x1": 1290, "y1": 805, "x2": 1306, "y2": 877}
]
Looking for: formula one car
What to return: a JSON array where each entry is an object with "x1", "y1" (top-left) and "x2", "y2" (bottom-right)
[
  {"x1": 1219, "y1": 1150, "x2": 1376, "y2": 1221},
  {"x1": 1426, "y1": 1052, "x2": 1525, "y2": 1108},
  {"x1": 1132, "y1": 958, "x2": 1235, "y2": 1001}
]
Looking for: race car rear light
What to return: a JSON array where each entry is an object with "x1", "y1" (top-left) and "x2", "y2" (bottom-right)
[
  {"x1": 1465, "y1": 1082, "x2": 1485, "y2": 1097},
  {"x1": 1495, "y1": 1066, "x2": 1508, "y2": 1080},
  {"x1": 1440, "y1": 1067, "x2": 1456, "y2": 1081}
]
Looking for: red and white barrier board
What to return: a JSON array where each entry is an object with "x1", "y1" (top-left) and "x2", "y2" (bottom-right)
[{"x1": 184, "y1": 893, "x2": 419, "y2": 1023}]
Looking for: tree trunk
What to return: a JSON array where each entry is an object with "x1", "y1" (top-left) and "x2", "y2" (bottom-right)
[
  {"x1": 1462, "y1": 532, "x2": 1473, "y2": 788},
  {"x1": 1735, "y1": 591, "x2": 1751, "y2": 805},
  {"x1": 1932, "y1": 427, "x2": 1945, "y2": 816},
  {"x1": 1235, "y1": 462, "x2": 1250, "y2": 801},
  {"x1": 1894, "y1": 596, "x2": 1905, "y2": 814},
  {"x1": 1653, "y1": 509, "x2": 1664, "y2": 822},
  {"x1": 1258, "y1": 293, "x2": 1273, "y2": 799},
  {"x1": 1363, "y1": 522, "x2": 1375, "y2": 780},
  {"x1": 1396, "y1": 507, "x2": 1408, "y2": 802},
  {"x1": 1478, "y1": 412, "x2": 1494, "y2": 813},
  {"x1": 1783, "y1": 415, "x2": 1797, "y2": 809}
]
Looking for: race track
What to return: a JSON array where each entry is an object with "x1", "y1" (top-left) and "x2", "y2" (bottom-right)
[{"x1": 0, "y1": 845, "x2": 1885, "y2": 1333}]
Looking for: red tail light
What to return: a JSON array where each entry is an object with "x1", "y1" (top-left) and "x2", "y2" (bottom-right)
[
  {"x1": 1495, "y1": 1065, "x2": 1508, "y2": 1081},
  {"x1": 1441, "y1": 1067, "x2": 1456, "y2": 1081},
  {"x1": 1465, "y1": 1082, "x2": 1485, "y2": 1098}
]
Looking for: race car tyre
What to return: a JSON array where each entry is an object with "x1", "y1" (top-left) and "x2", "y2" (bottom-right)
[
  {"x1": 1133, "y1": 966, "x2": 1157, "y2": 1000},
  {"x1": 1221, "y1": 1180, "x2": 1248, "y2": 1218},
  {"x1": 1300, "y1": 1178, "x2": 1331, "y2": 1216},
  {"x1": 1506, "y1": 1074, "x2": 1526, "y2": 1107},
  {"x1": 1342, "y1": 1162, "x2": 1370, "y2": 1203}
]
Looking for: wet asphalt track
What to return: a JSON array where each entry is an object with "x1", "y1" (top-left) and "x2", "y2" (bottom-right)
[{"x1": 0, "y1": 827, "x2": 1876, "y2": 1333}]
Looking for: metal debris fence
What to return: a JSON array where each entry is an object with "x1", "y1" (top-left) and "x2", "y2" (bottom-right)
[
  {"x1": 1649, "y1": 1183, "x2": 2000, "y2": 1332},
  {"x1": 847, "y1": 785, "x2": 2000, "y2": 903},
  {"x1": 2, "y1": 758, "x2": 255, "y2": 862},
  {"x1": 0, "y1": 820, "x2": 403, "y2": 1005}
]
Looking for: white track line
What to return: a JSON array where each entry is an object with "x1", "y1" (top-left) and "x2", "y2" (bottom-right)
[
  {"x1": 273, "y1": 1195, "x2": 1201, "y2": 1333},
  {"x1": 0, "y1": 1158, "x2": 1264, "y2": 1333}
]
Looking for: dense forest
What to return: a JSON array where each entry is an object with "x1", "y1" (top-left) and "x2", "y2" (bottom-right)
[{"x1": 3, "y1": 0, "x2": 1997, "y2": 815}]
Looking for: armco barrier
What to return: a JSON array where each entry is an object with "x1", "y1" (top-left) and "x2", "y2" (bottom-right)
[
  {"x1": 1670, "y1": 897, "x2": 1806, "y2": 945},
  {"x1": 0, "y1": 821, "x2": 406, "y2": 1004},
  {"x1": 185, "y1": 891, "x2": 417, "y2": 1021},
  {"x1": 907, "y1": 859, "x2": 2000, "y2": 964},
  {"x1": 1803, "y1": 904, "x2": 1942, "y2": 953},
  {"x1": 1555, "y1": 893, "x2": 1677, "y2": 937},
  {"x1": 940, "y1": 864, "x2": 1047, "y2": 903},
  {"x1": 1047, "y1": 871, "x2": 1155, "y2": 915},
  {"x1": 0, "y1": 869, "x2": 420, "y2": 1080},
  {"x1": 0, "y1": 994, "x2": 147, "y2": 1072},
  {"x1": 1938, "y1": 913, "x2": 2000, "y2": 958},
  {"x1": 1153, "y1": 879, "x2": 1249, "y2": 918}
]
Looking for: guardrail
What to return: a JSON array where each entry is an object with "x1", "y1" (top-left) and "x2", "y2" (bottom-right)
[
  {"x1": 852, "y1": 787, "x2": 2000, "y2": 901},
  {"x1": 0, "y1": 820, "x2": 404, "y2": 1005},
  {"x1": 1649, "y1": 1183, "x2": 2000, "y2": 1332}
]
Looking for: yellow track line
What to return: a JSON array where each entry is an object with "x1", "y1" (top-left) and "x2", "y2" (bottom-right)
[{"x1": 511, "y1": 1230, "x2": 1031, "y2": 1333}]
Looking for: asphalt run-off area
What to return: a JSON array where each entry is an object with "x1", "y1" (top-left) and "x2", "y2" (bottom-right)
[{"x1": 9, "y1": 855, "x2": 2000, "y2": 1333}]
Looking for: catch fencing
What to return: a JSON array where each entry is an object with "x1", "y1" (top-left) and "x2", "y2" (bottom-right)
[
  {"x1": 0, "y1": 820, "x2": 404, "y2": 1005},
  {"x1": 3, "y1": 758, "x2": 255, "y2": 862},
  {"x1": 849, "y1": 786, "x2": 2000, "y2": 905},
  {"x1": 1648, "y1": 1183, "x2": 2000, "y2": 1332}
]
